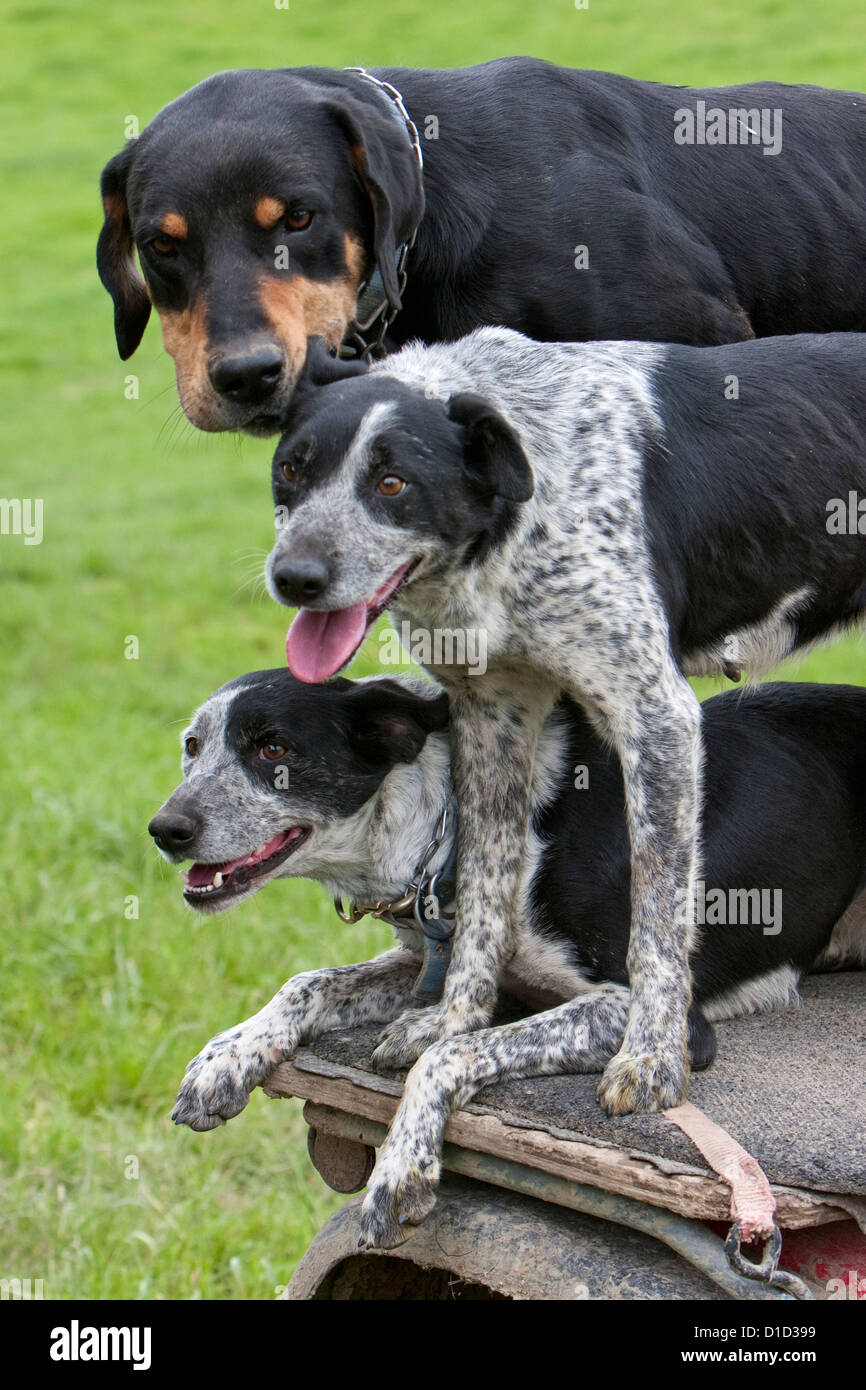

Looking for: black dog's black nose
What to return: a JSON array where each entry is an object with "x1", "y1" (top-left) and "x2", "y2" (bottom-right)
[
  {"x1": 208, "y1": 344, "x2": 284, "y2": 405},
  {"x1": 148, "y1": 811, "x2": 200, "y2": 856},
  {"x1": 271, "y1": 555, "x2": 331, "y2": 604}
]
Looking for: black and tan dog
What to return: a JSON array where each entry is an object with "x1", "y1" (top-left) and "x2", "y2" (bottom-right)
[
  {"x1": 98, "y1": 61, "x2": 866, "y2": 433},
  {"x1": 150, "y1": 672, "x2": 866, "y2": 1246}
]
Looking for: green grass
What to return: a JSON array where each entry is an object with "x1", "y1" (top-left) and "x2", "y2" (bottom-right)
[{"x1": 2, "y1": 0, "x2": 865, "y2": 1301}]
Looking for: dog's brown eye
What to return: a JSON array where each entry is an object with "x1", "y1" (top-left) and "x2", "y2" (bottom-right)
[
  {"x1": 150, "y1": 235, "x2": 178, "y2": 257},
  {"x1": 259, "y1": 743, "x2": 287, "y2": 761},
  {"x1": 378, "y1": 475, "x2": 406, "y2": 496},
  {"x1": 184, "y1": 736, "x2": 198, "y2": 757},
  {"x1": 285, "y1": 209, "x2": 312, "y2": 232},
  {"x1": 281, "y1": 460, "x2": 300, "y2": 483}
]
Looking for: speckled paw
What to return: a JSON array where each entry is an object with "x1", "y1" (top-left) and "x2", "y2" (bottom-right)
[
  {"x1": 598, "y1": 1048, "x2": 688, "y2": 1116},
  {"x1": 372, "y1": 1007, "x2": 446, "y2": 1069},
  {"x1": 359, "y1": 1160, "x2": 440, "y2": 1249}
]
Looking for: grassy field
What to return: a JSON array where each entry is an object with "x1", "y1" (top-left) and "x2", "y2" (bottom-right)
[{"x1": 1, "y1": 0, "x2": 865, "y2": 1301}]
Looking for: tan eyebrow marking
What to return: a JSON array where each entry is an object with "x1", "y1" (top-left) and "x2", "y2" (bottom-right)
[
  {"x1": 159, "y1": 212, "x2": 188, "y2": 239},
  {"x1": 254, "y1": 196, "x2": 288, "y2": 230}
]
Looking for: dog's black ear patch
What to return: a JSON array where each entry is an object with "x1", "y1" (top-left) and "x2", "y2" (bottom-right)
[
  {"x1": 325, "y1": 94, "x2": 425, "y2": 311},
  {"x1": 279, "y1": 336, "x2": 370, "y2": 430},
  {"x1": 97, "y1": 145, "x2": 151, "y2": 360},
  {"x1": 300, "y1": 335, "x2": 369, "y2": 388},
  {"x1": 447, "y1": 392, "x2": 534, "y2": 503},
  {"x1": 345, "y1": 680, "x2": 449, "y2": 766}
]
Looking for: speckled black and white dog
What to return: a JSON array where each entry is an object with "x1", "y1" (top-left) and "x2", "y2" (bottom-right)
[
  {"x1": 263, "y1": 327, "x2": 866, "y2": 1127},
  {"x1": 150, "y1": 671, "x2": 866, "y2": 1248}
]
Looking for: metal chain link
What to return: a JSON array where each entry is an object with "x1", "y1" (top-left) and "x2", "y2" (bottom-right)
[
  {"x1": 724, "y1": 1222, "x2": 815, "y2": 1300},
  {"x1": 333, "y1": 806, "x2": 450, "y2": 925}
]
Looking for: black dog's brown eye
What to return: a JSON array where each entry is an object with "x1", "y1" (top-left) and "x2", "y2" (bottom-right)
[
  {"x1": 378, "y1": 475, "x2": 406, "y2": 496},
  {"x1": 281, "y1": 459, "x2": 300, "y2": 483},
  {"x1": 285, "y1": 209, "x2": 312, "y2": 232},
  {"x1": 184, "y1": 736, "x2": 198, "y2": 757},
  {"x1": 259, "y1": 743, "x2": 287, "y2": 761},
  {"x1": 150, "y1": 235, "x2": 177, "y2": 257}
]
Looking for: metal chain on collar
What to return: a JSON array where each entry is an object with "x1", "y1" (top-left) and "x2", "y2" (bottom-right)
[
  {"x1": 337, "y1": 235, "x2": 416, "y2": 362},
  {"x1": 344, "y1": 67, "x2": 425, "y2": 173},
  {"x1": 339, "y1": 67, "x2": 424, "y2": 362},
  {"x1": 333, "y1": 805, "x2": 452, "y2": 926}
]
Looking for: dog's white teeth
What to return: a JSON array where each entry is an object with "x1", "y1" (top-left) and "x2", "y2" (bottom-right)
[{"x1": 213, "y1": 872, "x2": 223, "y2": 888}]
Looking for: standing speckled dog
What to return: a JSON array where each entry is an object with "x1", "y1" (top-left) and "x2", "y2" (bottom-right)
[{"x1": 263, "y1": 327, "x2": 866, "y2": 1147}]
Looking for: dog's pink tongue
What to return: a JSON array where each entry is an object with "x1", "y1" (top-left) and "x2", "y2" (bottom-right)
[{"x1": 286, "y1": 604, "x2": 368, "y2": 683}]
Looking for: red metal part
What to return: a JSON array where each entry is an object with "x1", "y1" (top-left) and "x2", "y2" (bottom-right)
[{"x1": 778, "y1": 1220, "x2": 866, "y2": 1299}]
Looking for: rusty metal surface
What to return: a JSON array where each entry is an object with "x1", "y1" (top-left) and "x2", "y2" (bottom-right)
[
  {"x1": 305, "y1": 1117, "x2": 375, "y2": 1194},
  {"x1": 285, "y1": 1175, "x2": 732, "y2": 1301},
  {"x1": 297, "y1": 1106, "x2": 801, "y2": 1300}
]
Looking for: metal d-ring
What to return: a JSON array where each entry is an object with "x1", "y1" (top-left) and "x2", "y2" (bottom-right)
[{"x1": 413, "y1": 869, "x2": 456, "y2": 940}]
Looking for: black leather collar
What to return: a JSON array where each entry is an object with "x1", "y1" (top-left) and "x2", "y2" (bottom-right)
[
  {"x1": 340, "y1": 68, "x2": 424, "y2": 362},
  {"x1": 389, "y1": 818, "x2": 458, "y2": 1006}
]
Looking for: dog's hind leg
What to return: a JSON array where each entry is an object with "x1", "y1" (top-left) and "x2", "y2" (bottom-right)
[
  {"x1": 361, "y1": 983, "x2": 630, "y2": 1249},
  {"x1": 811, "y1": 887, "x2": 866, "y2": 971},
  {"x1": 687, "y1": 1004, "x2": 716, "y2": 1071},
  {"x1": 372, "y1": 679, "x2": 557, "y2": 1069},
  {"x1": 172, "y1": 948, "x2": 419, "y2": 1131}
]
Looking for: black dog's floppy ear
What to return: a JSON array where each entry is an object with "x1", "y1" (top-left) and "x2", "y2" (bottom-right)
[
  {"x1": 326, "y1": 94, "x2": 424, "y2": 312},
  {"x1": 96, "y1": 145, "x2": 151, "y2": 360},
  {"x1": 447, "y1": 392, "x2": 534, "y2": 503},
  {"x1": 345, "y1": 679, "x2": 449, "y2": 766}
]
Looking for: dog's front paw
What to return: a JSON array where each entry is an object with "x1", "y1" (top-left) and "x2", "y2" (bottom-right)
[
  {"x1": 598, "y1": 1047, "x2": 688, "y2": 1116},
  {"x1": 171, "y1": 1026, "x2": 288, "y2": 1131},
  {"x1": 359, "y1": 1147, "x2": 441, "y2": 1250},
  {"x1": 371, "y1": 1006, "x2": 447, "y2": 1069}
]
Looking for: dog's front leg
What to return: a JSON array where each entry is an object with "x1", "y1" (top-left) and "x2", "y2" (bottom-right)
[
  {"x1": 373, "y1": 681, "x2": 555, "y2": 1068},
  {"x1": 172, "y1": 949, "x2": 419, "y2": 1131},
  {"x1": 594, "y1": 668, "x2": 703, "y2": 1115},
  {"x1": 362, "y1": 984, "x2": 630, "y2": 1247}
]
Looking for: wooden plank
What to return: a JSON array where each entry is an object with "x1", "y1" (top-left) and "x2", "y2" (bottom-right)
[{"x1": 265, "y1": 1058, "x2": 848, "y2": 1229}]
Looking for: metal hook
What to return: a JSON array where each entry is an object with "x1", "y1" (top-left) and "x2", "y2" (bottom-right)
[{"x1": 724, "y1": 1221, "x2": 815, "y2": 1300}]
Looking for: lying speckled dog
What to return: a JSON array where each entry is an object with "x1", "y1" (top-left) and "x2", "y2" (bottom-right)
[{"x1": 149, "y1": 671, "x2": 866, "y2": 1247}]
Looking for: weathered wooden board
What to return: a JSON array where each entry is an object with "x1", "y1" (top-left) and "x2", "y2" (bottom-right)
[{"x1": 265, "y1": 1055, "x2": 850, "y2": 1229}]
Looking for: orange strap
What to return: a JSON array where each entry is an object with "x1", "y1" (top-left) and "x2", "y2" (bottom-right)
[{"x1": 664, "y1": 1100, "x2": 777, "y2": 1241}]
